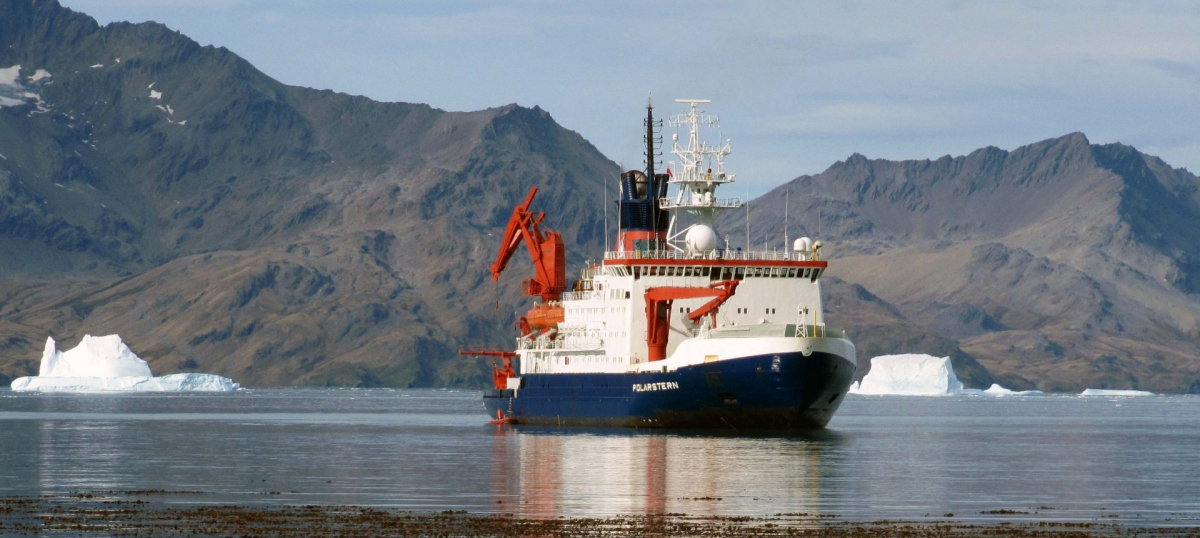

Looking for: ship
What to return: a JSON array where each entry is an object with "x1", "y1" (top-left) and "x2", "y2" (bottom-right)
[{"x1": 465, "y1": 99, "x2": 856, "y2": 429}]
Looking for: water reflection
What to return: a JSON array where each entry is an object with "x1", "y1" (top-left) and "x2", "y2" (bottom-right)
[{"x1": 493, "y1": 427, "x2": 846, "y2": 517}]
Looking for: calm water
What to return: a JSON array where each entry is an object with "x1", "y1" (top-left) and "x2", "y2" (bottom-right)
[{"x1": 1, "y1": 388, "x2": 1199, "y2": 524}]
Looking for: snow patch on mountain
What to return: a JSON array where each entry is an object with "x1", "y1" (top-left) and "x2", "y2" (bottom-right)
[{"x1": 0, "y1": 65, "x2": 51, "y2": 111}]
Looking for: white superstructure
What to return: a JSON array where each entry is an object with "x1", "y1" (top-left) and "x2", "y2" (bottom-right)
[{"x1": 513, "y1": 100, "x2": 853, "y2": 377}]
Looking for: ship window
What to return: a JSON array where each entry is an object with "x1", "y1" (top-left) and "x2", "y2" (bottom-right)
[
  {"x1": 787, "y1": 268, "x2": 797, "y2": 278},
  {"x1": 633, "y1": 267, "x2": 640, "y2": 278},
  {"x1": 803, "y1": 268, "x2": 811, "y2": 278},
  {"x1": 625, "y1": 291, "x2": 631, "y2": 299},
  {"x1": 723, "y1": 268, "x2": 732, "y2": 279},
  {"x1": 700, "y1": 267, "x2": 709, "y2": 277},
  {"x1": 669, "y1": 267, "x2": 677, "y2": 276},
  {"x1": 734, "y1": 267, "x2": 744, "y2": 279},
  {"x1": 684, "y1": 267, "x2": 692, "y2": 277},
  {"x1": 754, "y1": 267, "x2": 763, "y2": 277}
]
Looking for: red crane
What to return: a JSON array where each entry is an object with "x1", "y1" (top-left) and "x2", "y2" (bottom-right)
[
  {"x1": 490, "y1": 186, "x2": 567, "y2": 336},
  {"x1": 644, "y1": 279, "x2": 740, "y2": 362},
  {"x1": 490, "y1": 186, "x2": 567, "y2": 303}
]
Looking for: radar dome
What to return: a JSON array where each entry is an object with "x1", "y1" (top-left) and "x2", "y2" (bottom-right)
[
  {"x1": 685, "y1": 225, "x2": 718, "y2": 253},
  {"x1": 794, "y1": 237, "x2": 813, "y2": 252}
]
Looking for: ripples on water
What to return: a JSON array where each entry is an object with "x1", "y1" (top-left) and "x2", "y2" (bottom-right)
[{"x1": 1, "y1": 388, "x2": 1198, "y2": 524}]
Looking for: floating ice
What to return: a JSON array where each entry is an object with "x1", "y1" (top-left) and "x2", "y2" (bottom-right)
[
  {"x1": 149, "y1": 90, "x2": 162, "y2": 100},
  {"x1": 848, "y1": 354, "x2": 1044, "y2": 397},
  {"x1": 29, "y1": 69, "x2": 51, "y2": 83},
  {"x1": 850, "y1": 354, "x2": 964, "y2": 395},
  {"x1": 980, "y1": 384, "x2": 1044, "y2": 397},
  {"x1": 1080, "y1": 389, "x2": 1154, "y2": 397},
  {"x1": 10, "y1": 335, "x2": 238, "y2": 392}
]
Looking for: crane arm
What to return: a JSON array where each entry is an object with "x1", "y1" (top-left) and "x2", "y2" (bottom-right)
[
  {"x1": 488, "y1": 186, "x2": 567, "y2": 303},
  {"x1": 490, "y1": 187, "x2": 539, "y2": 282}
]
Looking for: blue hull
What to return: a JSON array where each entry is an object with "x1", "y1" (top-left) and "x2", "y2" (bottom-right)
[{"x1": 483, "y1": 351, "x2": 855, "y2": 429}]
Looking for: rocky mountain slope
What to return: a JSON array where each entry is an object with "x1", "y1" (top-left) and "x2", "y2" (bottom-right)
[
  {"x1": 0, "y1": 0, "x2": 615, "y2": 387},
  {"x1": 721, "y1": 134, "x2": 1200, "y2": 392},
  {"x1": 4, "y1": 1, "x2": 1197, "y2": 392}
]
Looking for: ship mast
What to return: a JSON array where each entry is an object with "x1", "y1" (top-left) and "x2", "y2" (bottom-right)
[{"x1": 663, "y1": 100, "x2": 743, "y2": 253}]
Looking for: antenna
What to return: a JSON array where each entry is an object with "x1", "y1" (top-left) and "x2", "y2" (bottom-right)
[
  {"x1": 644, "y1": 95, "x2": 663, "y2": 251},
  {"x1": 745, "y1": 183, "x2": 750, "y2": 250},
  {"x1": 604, "y1": 174, "x2": 609, "y2": 253},
  {"x1": 784, "y1": 184, "x2": 789, "y2": 251}
]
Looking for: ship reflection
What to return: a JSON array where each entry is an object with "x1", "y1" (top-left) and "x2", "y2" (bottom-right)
[{"x1": 490, "y1": 426, "x2": 846, "y2": 518}]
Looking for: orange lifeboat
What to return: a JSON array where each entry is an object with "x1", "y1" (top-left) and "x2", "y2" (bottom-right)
[{"x1": 526, "y1": 303, "x2": 564, "y2": 332}]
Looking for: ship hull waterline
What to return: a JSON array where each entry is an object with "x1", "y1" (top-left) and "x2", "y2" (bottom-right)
[{"x1": 483, "y1": 351, "x2": 855, "y2": 430}]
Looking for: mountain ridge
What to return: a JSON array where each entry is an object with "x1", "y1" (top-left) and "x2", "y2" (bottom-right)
[
  {"x1": 0, "y1": 0, "x2": 613, "y2": 388},
  {"x1": 3, "y1": 0, "x2": 1198, "y2": 392},
  {"x1": 721, "y1": 132, "x2": 1200, "y2": 392}
]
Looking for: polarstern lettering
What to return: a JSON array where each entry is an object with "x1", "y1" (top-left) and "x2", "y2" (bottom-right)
[{"x1": 632, "y1": 381, "x2": 680, "y2": 392}]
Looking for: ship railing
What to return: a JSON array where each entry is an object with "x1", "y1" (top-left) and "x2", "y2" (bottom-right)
[
  {"x1": 603, "y1": 249, "x2": 819, "y2": 262},
  {"x1": 561, "y1": 290, "x2": 600, "y2": 301},
  {"x1": 794, "y1": 323, "x2": 845, "y2": 339},
  {"x1": 516, "y1": 337, "x2": 604, "y2": 351},
  {"x1": 659, "y1": 197, "x2": 743, "y2": 210}
]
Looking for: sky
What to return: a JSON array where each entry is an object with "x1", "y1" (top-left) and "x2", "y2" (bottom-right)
[{"x1": 61, "y1": 0, "x2": 1200, "y2": 198}]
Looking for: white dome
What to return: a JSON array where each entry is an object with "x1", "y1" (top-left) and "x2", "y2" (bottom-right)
[
  {"x1": 685, "y1": 225, "x2": 718, "y2": 253},
  {"x1": 793, "y1": 236, "x2": 813, "y2": 252}
]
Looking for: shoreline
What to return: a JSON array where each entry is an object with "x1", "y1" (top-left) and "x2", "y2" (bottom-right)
[{"x1": 3, "y1": 493, "x2": 1199, "y2": 537}]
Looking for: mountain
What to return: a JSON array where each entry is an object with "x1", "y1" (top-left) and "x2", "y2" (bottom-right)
[
  {"x1": 5, "y1": 1, "x2": 1197, "y2": 393},
  {"x1": 0, "y1": 0, "x2": 615, "y2": 387},
  {"x1": 721, "y1": 133, "x2": 1200, "y2": 392}
]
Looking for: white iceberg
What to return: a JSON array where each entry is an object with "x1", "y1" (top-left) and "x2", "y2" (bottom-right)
[
  {"x1": 1080, "y1": 388, "x2": 1154, "y2": 397},
  {"x1": 848, "y1": 354, "x2": 1043, "y2": 397},
  {"x1": 849, "y1": 354, "x2": 964, "y2": 395},
  {"x1": 10, "y1": 335, "x2": 238, "y2": 392},
  {"x1": 979, "y1": 383, "x2": 1044, "y2": 397}
]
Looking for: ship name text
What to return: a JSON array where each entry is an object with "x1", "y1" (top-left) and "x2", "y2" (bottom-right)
[{"x1": 633, "y1": 381, "x2": 680, "y2": 392}]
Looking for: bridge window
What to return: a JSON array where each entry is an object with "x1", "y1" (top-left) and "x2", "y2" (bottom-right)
[{"x1": 803, "y1": 268, "x2": 811, "y2": 278}]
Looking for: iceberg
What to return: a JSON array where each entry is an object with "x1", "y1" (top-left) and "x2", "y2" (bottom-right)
[
  {"x1": 979, "y1": 383, "x2": 1044, "y2": 397},
  {"x1": 848, "y1": 354, "x2": 1044, "y2": 396},
  {"x1": 849, "y1": 354, "x2": 964, "y2": 395},
  {"x1": 1080, "y1": 389, "x2": 1154, "y2": 397},
  {"x1": 10, "y1": 335, "x2": 238, "y2": 392}
]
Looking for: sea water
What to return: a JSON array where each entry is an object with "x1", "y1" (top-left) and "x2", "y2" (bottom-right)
[{"x1": 1, "y1": 388, "x2": 1198, "y2": 525}]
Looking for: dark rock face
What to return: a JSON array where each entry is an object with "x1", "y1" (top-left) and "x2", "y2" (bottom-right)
[
  {"x1": 0, "y1": 0, "x2": 614, "y2": 387},
  {"x1": 5, "y1": 1, "x2": 1197, "y2": 392},
  {"x1": 721, "y1": 132, "x2": 1200, "y2": 392}
]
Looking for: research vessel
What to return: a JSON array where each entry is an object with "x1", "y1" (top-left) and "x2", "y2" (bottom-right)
[{"x1": 468, "y1": 99, "x2": 856, "y2": 429}]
